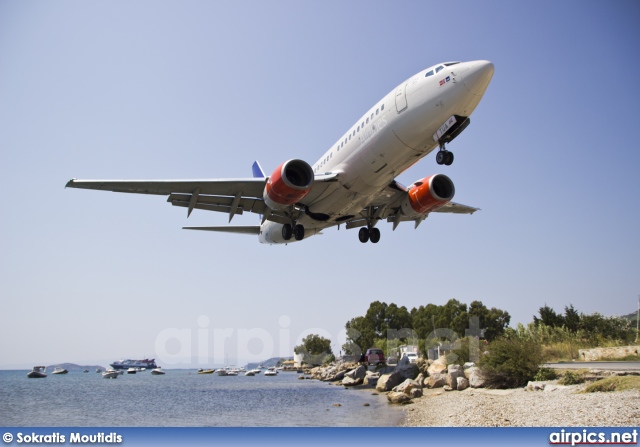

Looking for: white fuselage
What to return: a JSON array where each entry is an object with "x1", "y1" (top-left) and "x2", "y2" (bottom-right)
[{"x1": 259, "y1": 60, "x2": 494, "y2": 244}]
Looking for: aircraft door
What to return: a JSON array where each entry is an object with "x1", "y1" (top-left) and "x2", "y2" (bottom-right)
[{"x1": 395, "y1": 84, "x2": 407, "y2": 113}]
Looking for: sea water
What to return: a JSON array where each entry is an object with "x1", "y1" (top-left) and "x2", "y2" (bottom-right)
[{"x1": 0, "y1": 370, "x2": 404, "y2": 426}]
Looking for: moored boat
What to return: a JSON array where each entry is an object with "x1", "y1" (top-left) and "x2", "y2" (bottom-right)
[
  {"x1": 102, "y1": 369, "x2": 118, "y2": 379},
  {"x1": 151, "y1": 367, "x2": 165, "y2": 375},
  {"x1": 197, "y1": 369, "x2": 215, "y2": 374},
  {"x1": 51, "y1": 367, "x2": 68, "y2": 375},
  {"x1": 27, "y1": 366, "x2": 47, "y2": 378}
]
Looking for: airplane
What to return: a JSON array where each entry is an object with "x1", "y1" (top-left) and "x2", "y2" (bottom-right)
[{"x1": 66, "y1": 60, "x2": 494, "y2": 244}]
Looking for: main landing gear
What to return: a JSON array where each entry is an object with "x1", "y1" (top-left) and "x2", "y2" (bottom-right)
[
  {"x1": 282, "y1": 223, "x2": 305, "y2": 241},
  {"x1": 358, "y1": 227, "x2": 380, "y2": 244},
  {"x1": 436, "y1": 142, "x2": 454, "y2": 166}
]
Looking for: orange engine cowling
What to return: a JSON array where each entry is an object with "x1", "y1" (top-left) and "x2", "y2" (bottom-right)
[
  {"x1": 400, "y1": 174, "x2": 455, "y2": 216},
  {"x1": 264, "y1": 159, "x2": 314, "y2": 210}
]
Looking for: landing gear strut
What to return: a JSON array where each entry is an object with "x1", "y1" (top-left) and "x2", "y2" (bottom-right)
[
  {"x1": 282, "y1": 223, "x2": 305, "y2": 241},
  {"x1": 436, "y1": 142, "x2": 454, "y2": 166},
  {"x1": 358, "y1": 227, "x2": 380, "y2": 244}
]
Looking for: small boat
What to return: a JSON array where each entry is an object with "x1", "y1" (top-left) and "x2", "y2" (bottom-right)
[
  {"x1": 264, "y1": 367, "x2": 278, "y2": 376},
  {"x1": 197, "y1": 369, "x2": 215, "y2": 374},
  {"x1": 127, "y1": 368, "x2": 137, "y2": 374},
  {"x1": 249, "y1": 369, "x2": 261, "y2": 375},
  {"x1": 245, "y1": 371, "x2": 255, "y2": 376},
  {"x1": 151, "y1": 367, "x2": 165, "y2": 375},
  {"x1": 27, "y1": 366, "x2": 47, "y2": 378},
  {"x1": 102, "y1": 369, "x2": 118, "y2": 379},
  {"x1": 83, "y1": 369, "x2": 89, "y2": 373},
  {"x1": 52, "y1": 367, "x2": 68, "y2": 375}
]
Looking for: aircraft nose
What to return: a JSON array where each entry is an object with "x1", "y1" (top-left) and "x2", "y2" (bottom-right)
[{"x1": 463, "y1": 60, "x2": 494, "y2": 97}]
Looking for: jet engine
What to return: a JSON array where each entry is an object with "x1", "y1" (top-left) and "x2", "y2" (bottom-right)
[
  {"x1": 264, "y1": 159, "x2": 314, "y2": 210},
  {"x1": 400, "y1": 174, "x2": 455, "y2": 216}
]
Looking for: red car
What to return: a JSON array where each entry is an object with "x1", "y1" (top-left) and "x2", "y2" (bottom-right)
[{"x1": 365, "y1": 348, "x2": 386, "y2": 366}]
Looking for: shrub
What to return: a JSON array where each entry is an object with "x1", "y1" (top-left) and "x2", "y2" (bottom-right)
[
  {"x1": 534, "y1": 367, "x2": 558, "y2": 381},
  {"x1": 559, "y1": 370, "x2": 584, "y2": 385},
  {"x1": 479, "y1": 337, "x2": 543, "y2": 389},
  {"x1": 583, "y1": 376, "x2": 640, "y2": 393}
]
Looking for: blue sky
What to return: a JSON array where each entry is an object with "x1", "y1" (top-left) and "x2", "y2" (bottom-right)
[{"x1": 1, "y1": 1, "x2": 638, "y2": 368}]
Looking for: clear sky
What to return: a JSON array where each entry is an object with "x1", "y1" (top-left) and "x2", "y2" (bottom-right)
[{"x1": 1, "y1": 1, "x2": 638, "y2": 369}]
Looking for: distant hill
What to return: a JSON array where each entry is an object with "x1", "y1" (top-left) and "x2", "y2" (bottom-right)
[
  {"x1": 245, "y1": 357, "x2": 293, "y2": 370},
  {"x1": 47, "y1": 363, "x2": 106, "y2": 372}
]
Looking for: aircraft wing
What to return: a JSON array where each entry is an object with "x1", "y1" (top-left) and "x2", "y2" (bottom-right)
[
  {"x1": 65, "y1": 175, "x2": 337, "y2": 224},
  {"x1": 341, "y1": 180, "x2": 479, "y2": 230}
]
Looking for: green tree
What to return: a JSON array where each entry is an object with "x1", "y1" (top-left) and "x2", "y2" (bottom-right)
[
  {"x1": 468, "y1": 300, "x2": 511, "y2": 341},
  {"x1": 563, "y1": 304, "x2": 580, "y2": 332},
  {"x1": 294, "y1": 334, "x2": 333, "y2": 365},
  {"x1": 534, "y1": 304, "x2": 565, "y2": 328}
]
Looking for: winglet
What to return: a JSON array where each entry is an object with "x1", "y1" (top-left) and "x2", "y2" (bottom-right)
[{"x1": 252, "y1": 161, "x2": 266, "y2": 178}]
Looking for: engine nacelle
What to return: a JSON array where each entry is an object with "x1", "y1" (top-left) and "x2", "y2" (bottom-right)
[
  {"x1": 264, "y1": 159, "x2": 314, "y2": 210},
  {"x1": 400, "y1": 174, "x2": 455, "y2": 216}
]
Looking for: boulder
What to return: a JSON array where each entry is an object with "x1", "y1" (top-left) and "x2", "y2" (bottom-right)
[
  {"x1": 375, "y1": 363, "x2": 419, "y2": 392},
  {"x1": 363, "y1": 371, "x2": 380, "y2": 387},
  {"x1": 376, "y1": 372, "x2": 401, "y2": 392},
  {"x1": 443, "y1": 385, "x2": 453, "y2": 392},
  {"x1": 526, "y1": 381, "x2": 546, "y2": 391},
  {"x1": 465, "y1": 367, "x2": 486, "y2": 388},
  {"x1": 342, "y1": 376, "x2": 362, "y2": 387},
  {"x1": 409, "y1": 388, "x2": 423, "y2": 398},
  {"x1": 392, "y1": 378, "x2": 420, "y2": 395},
  {"x1": 344, "y1": 365, "x2": 366, "y2": 381},
  {"x1": 415, "y1": 373, "x2": 426, "y2": 388},
  {"x1": 427, "y1": 360, "x2": 448, "y2": 375},
  {"x1": 446, "y1": 364, "x2": 464, "y2": 390},
  {"x1": 457, "y1": 377, "x2": 470, "y2": 391},
  {"x1": 427, "y1": 372, "x2": 446, "y2": 389},
  {"x1": 387, "y1": 391, "x2": 413, "y2": 405},
  {"x1": 463, "y1": 362, "x2": 476, "y2": 370}
]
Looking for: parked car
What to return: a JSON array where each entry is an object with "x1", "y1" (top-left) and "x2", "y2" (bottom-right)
[
  {"x1": 365, "y1": 348, "x2": 386, "y2": 366},
  {"x1": 403, "y1": 352, "x2": 419, "y2": 364}
]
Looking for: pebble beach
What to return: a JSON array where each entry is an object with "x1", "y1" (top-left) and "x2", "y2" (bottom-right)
[{"x1": 402, "y1": 385, "x2": 640, "y2": 427}]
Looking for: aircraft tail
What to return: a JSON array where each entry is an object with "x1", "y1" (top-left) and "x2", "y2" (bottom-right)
[{"x1": 252, "y1": 161, "x2": 265, "y2": 178}]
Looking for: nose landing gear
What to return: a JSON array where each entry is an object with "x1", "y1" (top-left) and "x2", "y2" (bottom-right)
[{"x1": 436, "y1": 142, "x2": 454, "y2": 166}]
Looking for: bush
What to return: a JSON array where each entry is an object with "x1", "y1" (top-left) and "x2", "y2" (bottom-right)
[
  {"x1": 559, "y1": 370, "x2": 584, "y2": 385},
  {"x1": 479, "y1": 337, "x2": 543, "y2": 389},
  {"x1": 583, "y1": 376, "x2": 640, "y2": 393},
  {"x1": 534, "y1": 367, "x2": 558, "y2": 381}
]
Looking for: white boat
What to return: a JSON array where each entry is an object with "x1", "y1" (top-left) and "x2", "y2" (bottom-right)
[
  {"x1": 151, "y1": 368, "x2": 165, "y2": 375},
  {"x1": 264, "y1": 367, "x2": 278, "y2": 376},
  {"x1": 245, "y1": 371, "x2": 255, "y2": 376},
  {"x1": 217, "y1": 366, "x2": 239, "y2": 376},
  {"x1": 127, "y1": 368, "x2": 137, "y2": 374},
  {"x1": 27, "y1": 366, "x2": 47, "y2": 378},
  {"x1": 249, "y1": 369, "x2": 261, "y2": 375},
  {"x1": 102, "y1": 369, "x2": 118, "y2": 379},
  {"x1": 52, "y1": 367, "x2": 68, "y2": 375}
]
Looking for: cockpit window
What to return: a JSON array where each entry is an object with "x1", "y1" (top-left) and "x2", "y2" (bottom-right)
[
  {"x1": 425, "y1": 69, "x2": 434, "y2": 78},
  {"x1": 435, "y1": 65, "x2": 444, "y2": 74},
  {"x1": 443, "y1": 62, "x2": 460, "y2": 67}
]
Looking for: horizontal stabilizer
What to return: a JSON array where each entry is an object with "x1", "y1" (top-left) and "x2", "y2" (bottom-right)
[{"x1": 182, "y1": 226, "x2": 260, "y2": 235}]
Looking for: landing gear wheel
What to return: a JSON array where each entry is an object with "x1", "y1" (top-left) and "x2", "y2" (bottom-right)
[
  {"x1": 358, "y1": 227, "x2": 370, "y2": 243},
  {"x1": 444, "y1": 151, "x2": 454, "y2": 166},
  {"x1": 282, "y1": 224, "x2": 293, "y2": 241},
  {"x1": 436, "y1": 151, "x2": 446, "y2": 165},
  {"x1": 369, "y1": 227, "x2": 381, "y2": 243},
  {"x1": 293, "y1": 224, "x2": 305, "y2": 241}
]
